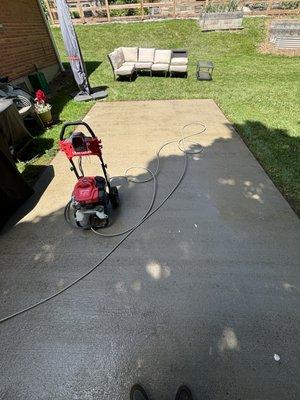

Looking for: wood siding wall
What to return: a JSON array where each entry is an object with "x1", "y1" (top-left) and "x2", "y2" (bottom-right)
[{"x1": 0, "y1": 0, "x2": 59, "y2": 80}]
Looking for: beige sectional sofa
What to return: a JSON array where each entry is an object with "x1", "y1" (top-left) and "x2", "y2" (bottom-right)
[{"x1": 108, "y1": 47, "x2": 188, "y2": 80}]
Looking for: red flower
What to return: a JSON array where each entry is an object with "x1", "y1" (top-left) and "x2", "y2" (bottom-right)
[{"x1": 35, "y1": 89, "x2": 47, "y2": 103}]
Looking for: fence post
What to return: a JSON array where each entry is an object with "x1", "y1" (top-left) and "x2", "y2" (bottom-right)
[
  {"x1": 141, "y1": 0, "x2": 144, "y2": 20},
  {"x1": 105, "y1": 0, "x2": 111, "y2": 22},
  {"x1": 77, "y1": 0, "x2": 85, "y2": 23},
  {"x1": 173, "y1": 0, "x2": 176, "y2": 18},
  {"x1": 44, "y1": 0, "x2": 55, "y2": 25},
  {"x1": 266, "y1": 0, "x2": 274, "y2": 15}
]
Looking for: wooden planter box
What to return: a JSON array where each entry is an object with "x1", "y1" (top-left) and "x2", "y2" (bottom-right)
[{"x1": 199, "y1": 11, "x2": 244, "y2": 31}]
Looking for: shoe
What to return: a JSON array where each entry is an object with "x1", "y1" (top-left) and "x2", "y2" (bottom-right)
[
  {"x1": 130, "y1": 384, "x2": 150, "y2": 400},
  {"x1": 175, "y1": 385, "x2": 193, "y2": 400}
]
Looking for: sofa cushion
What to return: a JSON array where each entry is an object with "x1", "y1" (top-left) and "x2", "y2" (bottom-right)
[
  {"x1": 121, "y1": 47, "x2": 138, "y2": 62},
  {"x1": 135, "y1": 62, "x2": 153, "y2": 70},
  {"x1": 151, "y1": 63, "x2": 169, "y2": 72},
  {"x1": 170, "y1": 64, "x2": 188, "y2": 72},
  {"x1": 170, "y1": 57, "x2": 188, "y2": 66},
  {"x1": 123, "y1": 61, "x2": 136, "y2": 67},
  {"x1": 115, "y1": 65, "x2": 135, "y2": 76},
  {"x1": 116, "y1": 47, "x2": 125, "y2": 64},
  {"x1": 153, "y1": 50, "x2": 171, "y2": 64},
  {"x1": 108, "y1": 49, "x2": 124, "y2": 70},
  {"x1": 138, "y1": 48, "x2": 155, "y2": 63}
]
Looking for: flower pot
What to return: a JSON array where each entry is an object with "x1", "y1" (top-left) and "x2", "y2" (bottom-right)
[
  {"x1": 199, "y1": 11, "x2": 244, "y2": 31},
  {"x1": 38, "y1": 109, "x2": 52, "y2": 125}
]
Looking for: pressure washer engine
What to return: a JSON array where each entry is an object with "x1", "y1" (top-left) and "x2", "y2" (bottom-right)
[{"x1": 60, "y1": 121, "x2": 119, "y2": 229}]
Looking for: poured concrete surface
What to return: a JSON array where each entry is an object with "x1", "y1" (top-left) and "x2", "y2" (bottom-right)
[{"x1": 0, "y1": 100, "x2": 299, "y2": 400}]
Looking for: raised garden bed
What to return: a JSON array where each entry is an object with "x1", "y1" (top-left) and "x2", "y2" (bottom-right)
[
  {"x1": 199, "y1": 11, "x2": 244, "y2": 31},
  {"x1": 269, "y1": 19, "x2": 300, "y2": 49}
]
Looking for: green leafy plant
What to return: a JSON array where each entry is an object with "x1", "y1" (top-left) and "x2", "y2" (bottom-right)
[
  {"x1": 204, "y1": 0, "x2": 241, "y2": 13},
  {"x1": 109, "y1": 0, "x2": 142, "y2": 17},
  {"x1": 273, "y1": 1, "x2": 300, "y2": 9}
]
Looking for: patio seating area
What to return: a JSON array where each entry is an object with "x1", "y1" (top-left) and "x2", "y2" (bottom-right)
[{"x1": 108, "y1": 47, "x2": 188, "y2": 80}]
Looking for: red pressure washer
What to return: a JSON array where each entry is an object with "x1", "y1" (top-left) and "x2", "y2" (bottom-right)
[{"x1": 60, "y1": 121, "x2": 119, "y2": 230}]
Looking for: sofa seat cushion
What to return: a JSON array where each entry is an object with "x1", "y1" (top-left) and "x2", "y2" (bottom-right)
[
  {"x1": 115, "y1": 65, "x2": 135, "y2": 76},
  {"x1": 123, "y1": 61, "x2": 136, "y2": 67},
  {"x1": 108, "y1": 49, "x2": 124, "y2": 70},
  {"x1": 121, "y1": 47, "x2": 138, "y2": 62},
  {"x1": 171, "y1": 57, "x2": 188, "y2": 65},
  {"x1": 169, "y1": 64, "x2": 188, "y2": 72},
  {"x1": 135, "y1": 62, "x2": 153, "y2": 70},
  {"x1": 154, "y1": 49, "x2": 171, "y2": 64},
  {"x1": 138, "y1": 48, "x2": 155, "y2": 63},
  {"x1": 151, "y1": 63, "x2": 169, "y2": 72}
]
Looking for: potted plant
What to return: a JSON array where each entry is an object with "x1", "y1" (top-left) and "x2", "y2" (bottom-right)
[
  {"x1": 34, "y1": 89, "x2": 52, "y2": 125},
  {"x1": 199, "y1": 0, "x2": 244, "y2": 31}
]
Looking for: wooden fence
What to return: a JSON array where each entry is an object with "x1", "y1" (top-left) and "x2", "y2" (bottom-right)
[{"x1": 44, "y1": 0, "x2": 300, "y2": 25}]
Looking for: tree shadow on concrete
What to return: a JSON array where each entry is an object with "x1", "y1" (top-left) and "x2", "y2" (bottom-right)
[{"x1": 0, "y1": 131, "x2": 299, "y2": 400}]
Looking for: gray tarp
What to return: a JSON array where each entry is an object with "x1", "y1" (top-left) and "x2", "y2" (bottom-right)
[{"x1": 56, "y1": 0, "x2": 90, "y2": 95}]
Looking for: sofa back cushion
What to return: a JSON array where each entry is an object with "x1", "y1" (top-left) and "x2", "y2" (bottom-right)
[
  {"x1": 138, "y1": 48, "x2": 155, "y2": 63},
  {"x1": 154, "y1": 49, "x2": 171, "y2": 64},
  {"x1": 116, "y1": 47, "x2": 125, "y2": 64},
  {"x1": 108, "y1": 48, "x2": 124, "y2": 70},
  {"x1": 121, "y1": 47, "x2": 138, "y2": 62}
]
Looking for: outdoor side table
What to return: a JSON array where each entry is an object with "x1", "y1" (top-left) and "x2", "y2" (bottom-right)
[{"x1": 196, "y1": 60, "x2": 214, "y2": 81}]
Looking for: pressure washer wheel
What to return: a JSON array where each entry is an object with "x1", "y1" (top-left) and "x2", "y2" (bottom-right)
[
  {"x1": 74, "y1": 211, "x2": 109, "y2": 230},
  {"x1": 90, "y1": 214, "x2": 109, "y2": 230},
  {"x1": 109, "y1": 186, "x2": 120, "y2": 209}
]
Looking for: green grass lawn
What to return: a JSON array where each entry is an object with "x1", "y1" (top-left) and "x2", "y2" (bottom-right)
[{"x1": 22, "y1": 17, "x2": 300, "y2": 214}]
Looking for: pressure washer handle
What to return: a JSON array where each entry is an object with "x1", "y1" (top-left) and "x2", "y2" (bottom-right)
[{"x1": 60, "y1": 121, "x2": 96, "y2": 140}]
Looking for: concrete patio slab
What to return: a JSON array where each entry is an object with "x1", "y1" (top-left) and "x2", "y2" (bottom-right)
[{"x1": 0, "y1": 100, "x2": 299, "y2": 400}]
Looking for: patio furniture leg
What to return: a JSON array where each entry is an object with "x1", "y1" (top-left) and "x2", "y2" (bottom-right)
[{"x1": 165, "y1": 70, "x2": 167, "y2": 78}]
